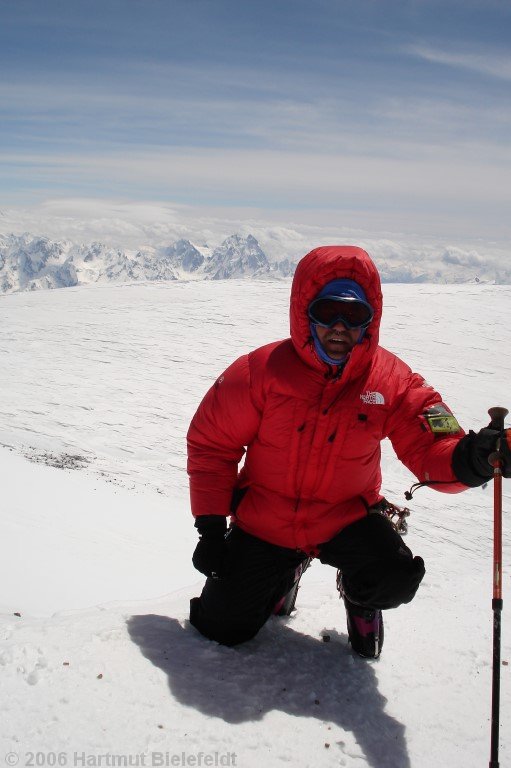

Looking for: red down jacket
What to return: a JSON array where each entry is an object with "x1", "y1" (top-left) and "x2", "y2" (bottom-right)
[{"x1": 187, "y1": 245, "x2": 467, "y2": 552}]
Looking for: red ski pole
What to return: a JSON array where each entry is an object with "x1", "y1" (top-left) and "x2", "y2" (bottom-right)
[{"x1": 488, "y1": 406, "x2": 508, "y2": 768}]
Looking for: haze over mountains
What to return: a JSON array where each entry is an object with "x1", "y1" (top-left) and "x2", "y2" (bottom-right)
[{"x1": 0, "y1": 230, "x2": 509, "y2": 294}]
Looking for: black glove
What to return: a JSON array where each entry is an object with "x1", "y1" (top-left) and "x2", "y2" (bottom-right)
[
  {"x1": 192, "y1": 515, "x2": 228, "y2": 578},
  {"x1": 452, "y1": 428, "x2": 511, "y2": 487}
]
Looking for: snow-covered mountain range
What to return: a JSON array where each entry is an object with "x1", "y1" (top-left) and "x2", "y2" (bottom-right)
[
  {"x1": 0, "y1": 233, "x2": 282, "y2": 294},
  {"x1": 0, "y1": 231, "x2": 508, "y2": 294}
]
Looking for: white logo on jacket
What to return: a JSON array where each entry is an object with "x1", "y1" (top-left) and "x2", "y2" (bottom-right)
[{"x1": 360, "y1": 391, "x2": 386, "y2": 405}]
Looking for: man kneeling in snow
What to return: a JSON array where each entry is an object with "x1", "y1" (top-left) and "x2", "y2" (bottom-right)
[{"x1": 186, "y1": 245, "x2": 510, "y2": 658}]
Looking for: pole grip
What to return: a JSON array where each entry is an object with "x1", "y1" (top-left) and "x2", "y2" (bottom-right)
[{"x1": 488, "y1": 407, "x2": 508, "y2": 432}]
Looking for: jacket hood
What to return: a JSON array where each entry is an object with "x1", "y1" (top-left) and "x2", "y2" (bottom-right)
[{"x1": 290, "y1": 245, "x2": 383, "y2": 373}]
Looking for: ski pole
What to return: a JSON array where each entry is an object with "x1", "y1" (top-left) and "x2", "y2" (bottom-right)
[{"x1": 488, "y1": 406, "x2": 508, "y2": 768}]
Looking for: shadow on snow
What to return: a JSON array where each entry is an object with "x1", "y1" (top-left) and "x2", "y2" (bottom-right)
[{"x1": 127, "y1": 613, "x2": 410, "y2": 768}]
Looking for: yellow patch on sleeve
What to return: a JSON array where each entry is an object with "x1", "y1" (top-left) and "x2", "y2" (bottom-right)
[{"x1": 423, "y1": 405, "x2": 461, "y2": 434}]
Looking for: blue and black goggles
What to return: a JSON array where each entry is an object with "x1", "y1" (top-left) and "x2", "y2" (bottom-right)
[{"x1": 308, "y1": 295, "x2": 374, "y2": 330}]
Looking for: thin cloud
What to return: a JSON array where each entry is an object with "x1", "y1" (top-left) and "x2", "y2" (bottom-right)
[
  {"x1": 2, "y1": 1, "x2": 511, "y2": 242},
  {"x1": 406, "y1": 44, "x2": 511, "y2": 82},
  {"x1": 2, "y1": 143, "x2": 510, "y2": 209},
  {"x1": 3, "y1": 74, "x2": 510, "y2": 163}
]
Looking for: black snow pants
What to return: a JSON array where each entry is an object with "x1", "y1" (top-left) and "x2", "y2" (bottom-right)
[{"x1": 189, "y1": 513, "x2": 425, "y2": 646}]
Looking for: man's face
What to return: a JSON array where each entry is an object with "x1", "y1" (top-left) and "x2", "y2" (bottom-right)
[{"x1": 314, "y1": 320, "x2": 360, "y2": 360}]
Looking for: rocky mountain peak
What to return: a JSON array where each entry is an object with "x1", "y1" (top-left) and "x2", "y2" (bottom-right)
[
  {"x1": 204, "y1": 234, "x2": 269, "y2": 280},
  {"x1": 164, "y1": 240, "x2": 204, "y2": 272}
]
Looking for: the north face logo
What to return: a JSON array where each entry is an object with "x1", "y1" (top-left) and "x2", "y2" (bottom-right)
[{"x1": 360, "y1": 391, "x2": 385, "y2": 405}]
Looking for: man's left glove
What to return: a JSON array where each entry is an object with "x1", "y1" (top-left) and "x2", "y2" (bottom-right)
[
  {"x1": 452, "y1": 427, "x2": 511, "y2": 487},
  {"x1": 192, "y1": 515, "x2": 228, "y2": 578}
]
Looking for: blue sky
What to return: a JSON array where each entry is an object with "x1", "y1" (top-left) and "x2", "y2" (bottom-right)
[{"x1": 1, "y1": 0, "x2": 511, "y2": 239}]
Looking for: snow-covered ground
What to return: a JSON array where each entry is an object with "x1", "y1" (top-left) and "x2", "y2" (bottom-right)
[{"x1": 1, "y1": 279, "x2": 510, "y2": 767}]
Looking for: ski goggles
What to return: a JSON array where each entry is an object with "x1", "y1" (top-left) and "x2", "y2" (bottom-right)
[{"x1": 307, "y1": 296, "x2": 374, "y2": 329}]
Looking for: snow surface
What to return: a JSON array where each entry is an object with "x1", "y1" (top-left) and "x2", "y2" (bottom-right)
[{"x1": 1, "y1": 279, "x2": 511, "y2": 767}]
